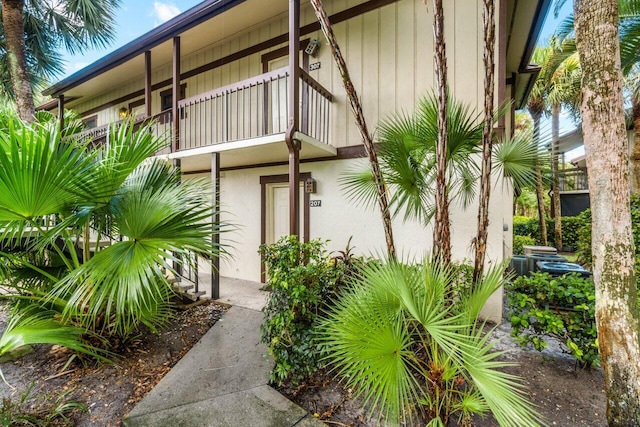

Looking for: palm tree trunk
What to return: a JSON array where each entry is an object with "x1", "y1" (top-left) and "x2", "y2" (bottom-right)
[
  {"x1": 1, "y1": 0, "x2": 35, "y2": 121},
  {"x1": 309, "y1": 0, "x2": 396, "y2": 260},
  {"x1": 473, "y1": 0, "x2": 495, "y2": 282},
  {"x1": 575, "y1": 1, "x2": 640, "y2": 424},
  {"x1": 631, "y1": 96, "x2": 640, "y2": 193},
  {"x1": 532, "y1": 112, "x2": 548, "y2": 246},
  {"x1": 551, "y1": 103, "x2": 562, "y2": 249},
  {"x1": 430, "y1": 0, "x2": 451, "y2": 265}
]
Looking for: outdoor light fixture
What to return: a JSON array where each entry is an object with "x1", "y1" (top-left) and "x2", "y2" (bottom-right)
[
  {"x1": 305, "y1": 177, "x2": 317, "y2": 194},
  {"x1": 305, "y1": 39, "x2": 321, "y2": 57},
  {"x1": 118, "y1": 107, "x2": 128, "y2": 119}
]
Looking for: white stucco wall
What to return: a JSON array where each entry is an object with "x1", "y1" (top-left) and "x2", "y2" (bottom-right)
[{"x1": 189, "y1": 156, "x2": 511, "y2": 321}]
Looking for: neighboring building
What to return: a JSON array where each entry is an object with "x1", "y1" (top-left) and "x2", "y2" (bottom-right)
[
  {"x1": 40, "y1": 0, "x2": 551, "y2": 321},
  {"x1": 556, "y1": 128, "x2": 634, "y2": 216}
]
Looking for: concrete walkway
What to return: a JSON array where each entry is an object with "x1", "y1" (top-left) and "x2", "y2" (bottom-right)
[{"x1": 124, "y1": 278, "x2": 323, "y2": 427}]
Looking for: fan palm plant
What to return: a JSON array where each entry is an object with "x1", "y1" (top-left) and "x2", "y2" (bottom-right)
[
  {"x1": 341, "y1": 93, "x2": 540, "y2": 231},
  {"x1": 321, "y1": 258, "x2": 542, "y2": 426},
  {"x1": 0, "y1": 111, "x2": 224, "y2": 355},
  {"x1": 1, "y1": 0, "x2": 120, "y2": 119}
]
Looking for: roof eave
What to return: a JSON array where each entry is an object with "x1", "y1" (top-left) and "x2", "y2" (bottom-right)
[
  {"x1": 42, "y1": 0, "x2": 246, "y2": 97},
  {"x1": 516, "y1": 0, "x2": 553, "y2": 109}
]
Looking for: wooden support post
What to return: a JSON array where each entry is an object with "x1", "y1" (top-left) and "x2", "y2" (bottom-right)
[
  {"x1": 172, "y1": 37, "x2": 181, "y2": 152},
  {"x1": 58, "y1": 95, "x2": 64, "y2": 131},
  {"x1": 211, "y1": 152, "x2": 220, "y2": 300},
  {"x1": 145, "y1": 51, "x2": 152, "y2": 118}
]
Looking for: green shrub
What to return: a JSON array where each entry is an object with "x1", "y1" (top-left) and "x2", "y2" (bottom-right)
[
  {"x1": 513, "y1": 215, "x2": 585, "y2": 251},
  {"x1": 561, "y1": 216, "x2": 583, "y2": 251},
  {"x1": 513, "y1": 216, "x2": 536, "y2": 236},
  {"x1": 507, "y1": 272, "x2": 599, "y2": 367},
  {"x1": 513, "y1": 235, "x2": 536, "y2": 255},
  {"x1": 259, "y1": 236, "x2": 344, "y2": 386},
  {"x1": 513, "y1": 216, "x2": 549, "y2": 246},
  {"x1": 575, "y1": 209, "x2": 593, "y2": 265}
]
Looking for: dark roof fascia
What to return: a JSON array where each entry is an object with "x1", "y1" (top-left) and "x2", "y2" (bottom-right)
[
  {"x1": 517, "y1": 66, "x2": 541, "y2": 109},
  {"x1": 43, "y1": 0, "x2": 246, "y2": 97},
  {"x1": 518, "y1": 0, "x2": 553, "y2": 74},
  {"x1": 35, "y1": 96, "x2": 80, "y2": 111}
]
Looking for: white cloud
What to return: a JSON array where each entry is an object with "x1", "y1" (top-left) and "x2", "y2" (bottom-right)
[
  {"x1": 67, "y1": 61, "x2": 89, "y2": 73},
  {"x1": 152, "y1": 1, "x2": 181, "y2": 24}
]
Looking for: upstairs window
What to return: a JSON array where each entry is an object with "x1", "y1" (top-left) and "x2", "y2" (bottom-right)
[{"x1": 160, "y1": 84, "x2": 186, "y2": 112}]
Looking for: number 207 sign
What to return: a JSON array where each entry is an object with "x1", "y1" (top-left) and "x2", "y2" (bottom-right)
[{"x1": 309, "y1": 200, "x2": 321, "y2": 207}]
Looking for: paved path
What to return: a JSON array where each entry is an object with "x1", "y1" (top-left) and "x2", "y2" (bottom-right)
[{"x1": 124, "y1": 304, "x2": 323, "y2": 426}]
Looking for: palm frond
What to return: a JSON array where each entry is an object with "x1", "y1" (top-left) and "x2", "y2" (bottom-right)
[
  {"x1": 0, "y1": 308, "x2": 111, "y2": 362},
  {"x1": 493, "y1": 130, "x2": 543, "y2": 192},
  {"x1": 338, "y1": 166, "x2": 380, "y2": 211},
  {"x1": 75, "y1": 121, "x2": 167, "y2": 205},
  {"x1": 0, "y1": 118, "x2": 95, "y2": 221}
]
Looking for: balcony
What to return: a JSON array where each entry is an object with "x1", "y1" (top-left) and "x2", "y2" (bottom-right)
[
  {"x1": 558, "y1": 167, "x2": 588, "y2": 192},
  {"x1": 72, "y1": 67, "x2": 335, "y2": 170}
]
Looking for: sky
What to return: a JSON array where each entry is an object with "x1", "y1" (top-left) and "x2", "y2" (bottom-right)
[{"x1": 60, "y1": 1, "x2": 202, "y2": 77}]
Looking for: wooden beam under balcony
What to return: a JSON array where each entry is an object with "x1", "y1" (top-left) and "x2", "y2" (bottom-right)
[{"x1": 173, "y1": 37, "x2": 181, "y2": 152}]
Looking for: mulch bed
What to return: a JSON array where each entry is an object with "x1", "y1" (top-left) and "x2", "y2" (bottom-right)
[
  {"x1": 0, "y1": 300, "x2": 227, "y2": 426},
  {"x1": 279, "y1": 324, "x2": 607, "y2": 427}
]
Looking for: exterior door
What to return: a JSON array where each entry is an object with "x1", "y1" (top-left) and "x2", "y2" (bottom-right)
[{"x1": 266, "y1": 183, "x2": 305, "y2": 245}]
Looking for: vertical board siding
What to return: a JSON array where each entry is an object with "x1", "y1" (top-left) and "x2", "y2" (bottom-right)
[{"x1": 71, "y1": 0, "x2": 486, "y2": 146}]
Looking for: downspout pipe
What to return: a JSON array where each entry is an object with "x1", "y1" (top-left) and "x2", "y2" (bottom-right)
[{"x1": 286, "y1": 0, "x2": 301, "y2": 237}]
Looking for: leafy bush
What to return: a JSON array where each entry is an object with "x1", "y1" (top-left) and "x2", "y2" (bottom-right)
[
  {"x1": 321, "y1": 259, "x2": 542, "y2": 426},
  {"x1": 507, "y1": 272, "x2": 599, "y2": 367},
  {"x1": 259, "y1": 236, "x2": 344, "y2": 386},
  {"x1": 513, "y1": 215, "x2": 584, "y2": 250},
  {"x1": 513, "y1": 216, "x2": 549, "y2": 246},
  {"x1": 575, "y1": 209, "x2": 592, "y2": 265},
  {"x1": 561, "y1": 216, "x2": 584, "y2": 251},
  {"x1": 513, "y1": 216, "x2": 536, "y2": 236},
  {"x1": 513, "y1": 234, "x2": 536, "y2": 255}
]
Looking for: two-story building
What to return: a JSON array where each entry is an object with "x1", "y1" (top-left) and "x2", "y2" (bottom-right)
[{"x1": 40, "y1": 0, "x2": 551, "y2": 320}]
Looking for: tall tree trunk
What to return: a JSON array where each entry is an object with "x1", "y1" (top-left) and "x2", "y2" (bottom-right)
[
  {"x1": 473, "y1": 0, "x2": 495, "y2": 282},
  {"x1": 1, "y1": 0, "x2": 35, "y2": 121},
  {"x1": 551, "y1": 103, "x2": 562, "y2": 249},
  {"x1": 532, "y1": 112, "x2": 548, "y2": 246},
  {"x1": 575, "y1": 1, "x2": 640, "y2": 424},
  {"x1": 309, "y1": 0, "x2": 396, "y2": 260},
  {"x1": 631, "y1": 96, "x2": 640, "y2": 193},
  {"x1": 430, "y1": 0, "x2": 451, "y2": 265}
]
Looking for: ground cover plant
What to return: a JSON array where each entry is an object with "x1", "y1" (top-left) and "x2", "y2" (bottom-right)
[
  {"x1": 0, "y1": 383, "x2": 85, "y2": 427},
  {"x1": 507, "y1": 272, "x2": 599, "y2": 367},
  {"x1": 0, "y1": 111, "x2": 224, "y2": 359}
]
